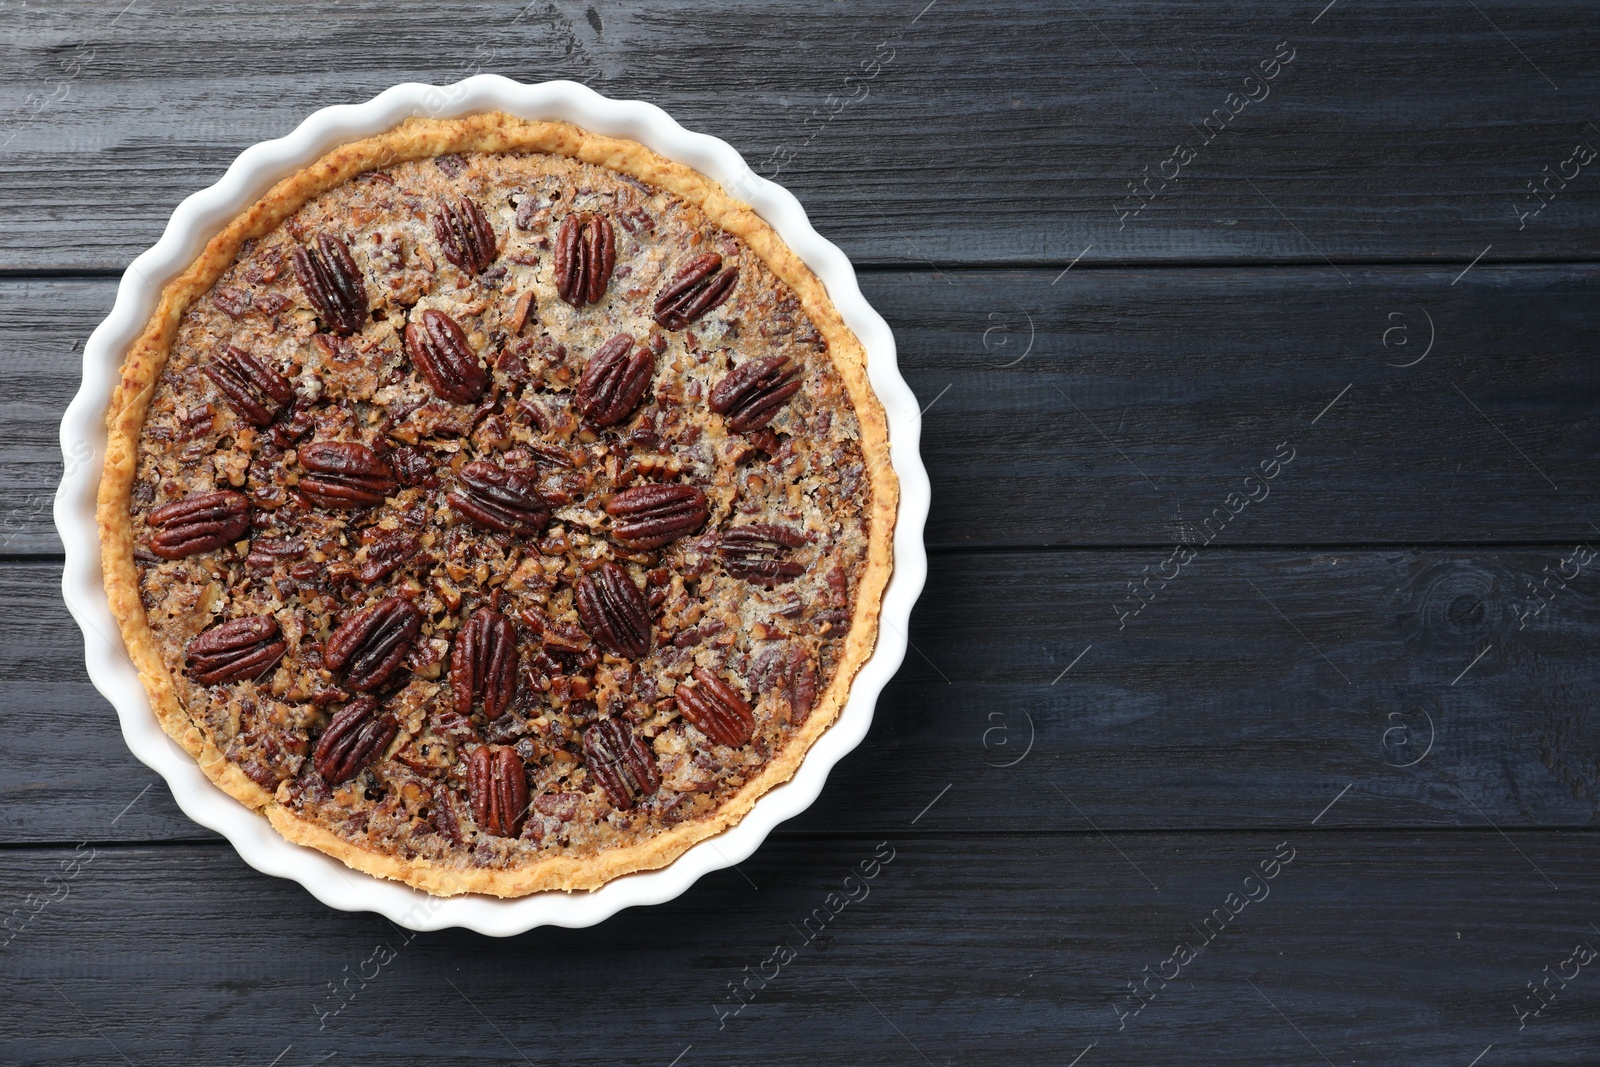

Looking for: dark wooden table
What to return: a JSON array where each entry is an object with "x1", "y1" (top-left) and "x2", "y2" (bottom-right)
[{"x1": 4, "y1": 2, "x2": 1600, "y2": 1064}]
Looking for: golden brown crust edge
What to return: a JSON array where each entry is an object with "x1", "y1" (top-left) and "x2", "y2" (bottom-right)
[{"x1": 97, "y1": 112, "x2": 898, "y2": 897}]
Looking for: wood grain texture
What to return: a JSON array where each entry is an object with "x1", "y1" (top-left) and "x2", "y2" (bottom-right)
[
  {"x1": 1, "y1": 1, "x2": 1598, "y2": 269},
  {"x1": 4, "y1": 1, "x2": 1600, "y2": 1060},
  {"x1": 7, "y1": 542, "x2": 1598, "y2": 843},
  {"x1": 2, "y1": 835, "x2": 1597, "y2": 1066},
  {"x1": 8, "y1": 265, "x2": 1598, "y2": 555}
]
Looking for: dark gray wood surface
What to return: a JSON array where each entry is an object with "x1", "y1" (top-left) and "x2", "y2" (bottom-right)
[{"x1": 3, "y1": 1, "x2": 1599, "y2": 1065}]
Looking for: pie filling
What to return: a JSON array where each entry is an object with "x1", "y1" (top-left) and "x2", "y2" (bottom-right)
[{"x1": 127, "y1": 150, "x2": 871, "y2": 873}]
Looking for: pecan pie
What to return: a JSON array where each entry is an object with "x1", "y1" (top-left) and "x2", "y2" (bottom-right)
[{"x1": 97, "y1": 113, "x2": 895, "y2": 897}]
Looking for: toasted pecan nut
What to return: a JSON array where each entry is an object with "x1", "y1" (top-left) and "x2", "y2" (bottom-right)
[
  {"x1": 357, "y1": 527, "x2": 422, "y2": 584},
  {"x1": 292, "y1": 233, "x2": 368, "y2": 336},
  {"x1": 709, "y1": 355, "x2": 802, "y2": 433},
  {"x1": 581, "y1": 717, "x2": 660, "y2": 810},
  {"x1": 186, "y1": 615, "x2": 287, "y2": 685},
  {"x1": 298, "y1": 441, "x2": 397, "y2": 509},
  {"x1": 245, "y1": 537, "x2": 307, "y2": 571},
  {"x1": 324, "y1": 596, "x2": 423, "y2": 691},
  {"x1": 604, "y1": 484, "x2": 708, "y2": 550},
  {"x1": 148, "y1": 490, "x2": 251, "y2": 559},
  {"x1": 432, "y1": 195, "x2": 497, "y2": 275},
  {"x1": 718, "y1": 523, "x2": 808, "y2": 585},
  {"x1": 575, "y1": 561, "x2": 652, "y2": 659},
  {"x1": 313, "y1": 696, "x2": 398, "y2": 784},
  {"x1": 783, "y1": 644, "x2": 818, "y2": 723},
  {"x1": 432, "y1": 782, "x2": 464, "y2": 846},
  {"x1": 674, "y1": 667, "x2": 755, "y2": 748},
  {"x1": 575, "y1": 333, "x2": 652, "y2": 427},
  {"x1": 452, "y1": 606, "x2": 518, "y2": 720},
  {"x1": 467, "y1": 744, "x2": 529, "y2": 837},
  {"x1": 404, "y1": 308, "x2": 489, "y2": 403},
  {"x1": 447, "y1": 460, "x2": 551, "y2": 537},
  {"x1": 203, "y1": 345, "x2": 294, "y2": 427},
  {"x1": 653, "y1": 252, "x2": 738, "y2": 329},
  {"x1": 553, "y1": 212, "x2": 616, "y2": 307}
]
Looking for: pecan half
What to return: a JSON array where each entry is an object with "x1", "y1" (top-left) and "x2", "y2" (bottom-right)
[
  {"x1": 575, "y1": 561, "x2": 652, "y2": 658},
  {"x1": 674, "y1": 667, "x2": 755, "y2": 747},
  {"x1": 291, "y1": 233, "x2": 368, "y2": 336},
  {"x1": 148, "y1": 490, "x2": 251, "y2": 559},
  {"x1": 325, "y1": 596, "x2": 423, "y2": 691},
  {"x1": 576, "y1": 333, "x2": 652, "y2": 427},
  {"x1": 404, "y1": 308, "x2": 488, "y2": 403},
  {"x1": 581, "y1": 717, "x2": 660, "y2": 809},
  {"x1": 298, "y1": 442, "x2": 396, "y2": 509},
  {"x1": 718, "y1": 523, "x2": 807, "y2": 585},
  {"x1": 432, "y1": 196, "x2": 497, "y2": 275},
  {"x1": 709, "y1": 355, "x2": 802, "y2": 433},
  {"x1": 447, "y1": 460, "x2": 551, "y2": 537},
  {"x1": 451, "y1": 606, "x2": 518, "y2": 720},
  {"x1": 186, "y1": 615, "x2": 288, "y2": 685},
  {"x1": 605, "y1": 484, "x2": 708, "y2": 550},
  {"x1": 313, "y1": 696, "x2": 398, "y2": 784},
  {"x1": 246, "y1": 536, "x2": 307, "y2": 571},
  {"x1": 553, "y1": 212, "x2": 616, "y2": 307},
  {"x1": 467, "y1": 745, "x2": 528, "y2": 837},
  {"x1": 203, "y1": 345, "x2": 294, "y2": 427},
  {"x1": 653, "y1": 252, "x2": 738, "y2": 329}
]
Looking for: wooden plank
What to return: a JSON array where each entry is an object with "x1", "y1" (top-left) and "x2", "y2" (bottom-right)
[
  {"x1": 2, "y1": 2, "x2": 1599, "y2": 269},
  {"x1": 8, "y1": 541, "x2": 1600, "y2": 843},
  {"x1": 1, "y1": 833, "x2": 1596, "y2": 1065},
  {"x1": 9, "y1": 264, "x2": 1598, "y2": 555}
]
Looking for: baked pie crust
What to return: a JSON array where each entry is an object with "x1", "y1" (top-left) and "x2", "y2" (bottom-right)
[{"x1": 97, "y1": 112, "x2": 895, "y2": 897}]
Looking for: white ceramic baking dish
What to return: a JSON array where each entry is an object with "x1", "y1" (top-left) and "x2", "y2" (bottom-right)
[{"x1": 54, "y1": 76, "x2": 929, "y2": 935}]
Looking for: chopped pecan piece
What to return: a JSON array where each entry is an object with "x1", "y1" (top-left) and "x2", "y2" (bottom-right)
[
  {"x1": 604, "y1": 483, "x2": 708, "y2": 550},
  {"x1": 213, "y1": 287, "x2": 250, "y2": 319},
  {"x1": 404, "y1": 308, "x2": 489, "y2": 403},
  {"x1": 148, "y1": 490, "x2": 251, "y2": 559},
  {"x1": 709, "y1": 355, "x2": 802, "y2": 433},
  {"x1": 508, "y1": 290, "x2": 535, "y2": 334},
  {"x1": 325, "y1": 596, "x2": 423, "y2": 691},
  {"x1": 298, "y1": 442, "x2": 396, "y2": 509},
  {"x1": 357, "y1": 527, "x2": 421, "y2": 583},
  {"x1": 575, "y1": 561, "x2": 652, "y2": 659},
  {"x1": 186, "y1": 615, "x2": 288, "y2": 685},
  {"x1": 432, "y1": 782, "x2": 464, "y2": 845},
  {"x1": 553, "y1": 212, "x2": 616, "y2": 307},
  {"x1": 451, "y1": 606, "x2": 518, "y2": 720},
  {"x1": 581, "y1": 717, "x2": 660, "y2": 809},
  {"x1": 389, "y1": 445, "x2": 440, "y2": 489},
  {"x1": 653, "y1": 252, "x2": 737, "y2": 329},
  {"x1": 291, "y1": 233, "x2": 368, "y2": 336},
  {"x1": 718, "y1": 523, "x2": 807, "y2": 585},
  {"x1": 674, "y1": 667, "x2": 755, "y2": 747},
  {"x1": 313, "y1": 696, "x2": 398, "y2": 783},
  {"x1": 783, "y1": 644, "x2": 818, "y2": 722},
  {"x1": 203, "y1": 345, "x2": 293, "y2": 427},
  {"x1": 432, "y1": 195, "x2": 497, "y2": 275},
  {"x1": 447, "y1": 460, "x2": 551, "y2": 537},
  {"x1": 576, "y1": 333, "x2": 652, "y2": 427},
  {"x1": 467, "y1": 745, "x2": 528, "y2": 837},
  {"x1": 534, "y1": 792, "x2": 579, "y2": 820}
]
